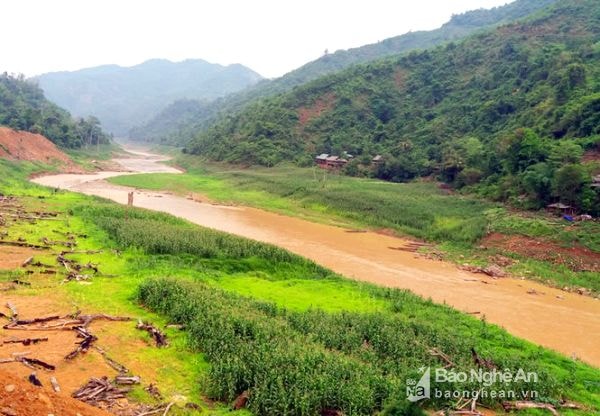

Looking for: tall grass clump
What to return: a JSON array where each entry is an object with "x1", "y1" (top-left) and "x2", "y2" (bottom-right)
[
  {"x1": 74, "y1": 203, "x2": 332, "y2": 278},
  {"x1": 138, "y1": 278, "x2": 598, "y2": 415}
]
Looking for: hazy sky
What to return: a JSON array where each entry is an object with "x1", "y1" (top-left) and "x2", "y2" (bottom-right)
[{"x1": 3, "y1": 0, "x2": 512, "y2": 79}]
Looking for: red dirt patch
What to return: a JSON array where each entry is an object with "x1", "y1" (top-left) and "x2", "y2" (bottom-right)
[
  {"x1": 0, "y1": 369, "x2": 110, "y2": 416},
  {"x1": 0, "y1": 246, "x2": 37, "y2": 269},
  {"x1": 393, "y1": 68, "x2": 408, "y2": 89},
  {"x1": 482, "y1": 233, "x2": 600, "y2": 273},
  {"x1": 0, "y1": 127, "x2": 81, "y2": 172},
  {"x1": 297, "y1": 93, "x2": 336, "y2": 128},
  {"x1": 583, "y1": 147, "x2": 600, "y2": 163}
]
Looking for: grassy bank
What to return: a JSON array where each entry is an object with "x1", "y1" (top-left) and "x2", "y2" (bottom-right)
[
  {"x1": 2, "y1": 158, "x2": 598, "y2": 415},
  {"x1": 108, "y1": 156, "x2": 600, "y2": 294}
]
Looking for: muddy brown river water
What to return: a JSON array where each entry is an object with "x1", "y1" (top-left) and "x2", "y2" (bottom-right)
[{"x1": 33, "y1": 149, "x2": 600, "y2": 367}]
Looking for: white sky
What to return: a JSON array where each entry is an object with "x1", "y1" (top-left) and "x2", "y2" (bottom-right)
[{"x1": 3, "y1": 0, "x2": 511, "y2": 79}]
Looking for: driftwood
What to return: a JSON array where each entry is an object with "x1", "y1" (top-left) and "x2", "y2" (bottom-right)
[
  {"x1": 65, "y1": 326, "x2": 98, "y2": 360},
  {"x1": 21, "y1": 257, "x2": 33, "y2": 267},
  {"x1": 5, "y1": 303, "x2": 18, "y2": 321},
  {"x1": 50, "y1": 376, "x2": 61, "y2": 392},
  {"x1": 502, "y1": 401, "x2": 558, "y2": 415},
  {"x1": 136, "y1": 320, "x2": 168, "y2": 347},
  {"x1": 161, "y1": 402, "x2": 174, "y2": 416},
  {"x1": 28, "y1": 372, "x2": 42, "y2": 387},
  {"x1": 0, "y1": 240, "x2": 46, "y2": 249},
  {"x1": 428, "y1": 347, "x2": 455, "y2": 368},
  {"x1": 3, "y1": 312, "x2": 131, "y2": 330},
  {"x1": 72, "y1": 376, "x2": 131, "y2": 404},
  {"x1": 94, "y1": 346, "x2": 129, "y2": 374},
  {"x1": 144, "y1": 383, "x2": 162, "y2": 400},
  {"x1": 18, "y1": 357, "x2": 55, "y2": 371},
  {"x1": 471, "y1": 348, "x2": 496, "y2": 370},
  {"x1": 2, "y1": 337, "x2": 48, "y2": 346},
  {"x1": 115, "y1": 375, "x2": 140, "y2": 385},
  {"x1": 10, "y1": 279, "x2": 31, "y2": 286}
]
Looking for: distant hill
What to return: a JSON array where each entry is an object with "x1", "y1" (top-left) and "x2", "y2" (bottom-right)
[
  {"x1": 0, "y1": 73, "x2": 110, "y2": 148},
  {"x1": 186, "y1": 0, "x2": 600, "y2": 213},
  {"x1": 36, "y1": 59, "x2": 263, "y2": 136},
  {"x1": 131, "y1": 0, "x2": 557, "y2": 144}
]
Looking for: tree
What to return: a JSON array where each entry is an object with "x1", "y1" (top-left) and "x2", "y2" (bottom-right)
[{"x1": 552, "y1": 164, "x2": 589, "y2": 208}]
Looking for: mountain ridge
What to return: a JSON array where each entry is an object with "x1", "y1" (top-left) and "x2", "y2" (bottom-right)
[
  {"x1": 130, "y1": 0, "x2": 558, "y2": 144},
  {"x1": 35, "y1": 58, "x2": 263, "y2": 136}
]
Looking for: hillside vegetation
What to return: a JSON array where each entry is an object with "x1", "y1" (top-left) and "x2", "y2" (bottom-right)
[
  {"x1": 130, "y1": 0, "x2": 557, "y2": 145},
  {"x1": 186, "y1": 0, "x2": 600, "y2": 213},
  {"x1": 36, "y1": 59, "x2": 263, "y2": 136},
  {"x1": 0, "y1": 73, "x2": 110, "y2": 148}
]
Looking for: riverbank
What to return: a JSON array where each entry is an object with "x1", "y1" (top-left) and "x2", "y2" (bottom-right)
[
  {"x1": 31, "y1": 149, "x2": 600, "y2": 367},
  {"x1": 109, "y1": 156, "x2": 600, "y2": 296}
]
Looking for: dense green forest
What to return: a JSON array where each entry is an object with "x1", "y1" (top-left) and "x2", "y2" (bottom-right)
[
  {"x1": 0, "y1": 73, "x2": 110, "y2": 148},
  {"x1": 37, "y1": 59, "x2": 263, "y2": 136},
  {"x1": 186, "y1": 0, "x2": 600, "y2": 213},
  {"x1": 130, "y1": 0, "x2": 556, "y2": 145}
]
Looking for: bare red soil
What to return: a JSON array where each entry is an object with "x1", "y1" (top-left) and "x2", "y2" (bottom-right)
[
  {"x1": 0, "y1": 370, "x2": 110, "y2": 416},
  {"x1": 482, "y1": 233, "x2": 600, "y2": 272},
  {"x1": 583, "y1": 147, "x2": 600, "y2": 163},
  {"x1": 297, "y1": 93, "x2": 336, "y2": 128},
  {"x1": 0, "y1": 127, "x2": 81, "y2": 172}
]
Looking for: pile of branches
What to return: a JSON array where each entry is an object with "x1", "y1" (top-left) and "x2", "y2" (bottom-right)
[{"x1": 72, "y1": 376, "x2": 133, "y2": 405}]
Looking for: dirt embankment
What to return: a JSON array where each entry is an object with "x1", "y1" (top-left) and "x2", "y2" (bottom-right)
[
  {"x1": 0, "y1": 127, "x2": 81, "y2": 172},
  {"x1": 483, "y1": 233, "x2": 600, "y2": 273},
  {"x1": 0, "y1": 370, "x2": 110, "y2": 416}
]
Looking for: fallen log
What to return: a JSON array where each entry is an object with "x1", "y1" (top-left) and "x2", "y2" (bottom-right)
[
  {"x1": 2, "y1": 337, "x2": 48, "y2": 346},
  {"x1": 0, "y1": 240, "x2": 45, "y2": 249},
  {"x1": 471, "y1": 348, "x2": 496, "y2": 370},
  {"x1": 28, "y1": 372, "x2": 42, "y2": 387},
  {"x1": 136, "y1": 320, "x2": 168, "y2": 347},
  {"x1": 94, "y1": 346, "x2": 129, "y2": 374},
  {"x1": 50, "y1": 376, "x2": 61, "y2": 392},
  {"x1": 5, "y1": 303, "x2": 18, "y2": 321},
  {"x1": 428, "y1": 347, "x2": 455, "y2": 368},
  {"x1": 21, "y1": 257, "x2": 33, "y2": 267},
  {"x1": 502, "y1": 401, "x2": 558, "y2": 416},
  {"x1": 18, "y1": 357, "x2": 55, "y2": 371},
  {"x1": 10, "y1": 279, "x2": 31, "y2": 286},
  {"x1": 72, "y1": 376, "x2": 132, "y2": 405},
  {"x1": 115, "y1": 375, "x2": 140, "y2": 385},
  {"x1": 65, "y1": 327, "x2": 98, "y2": 360}
]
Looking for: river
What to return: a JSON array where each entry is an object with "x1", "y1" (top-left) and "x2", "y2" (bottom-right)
[{"x1": 32, "y1": 148, "x2": 600, "y2": 367}]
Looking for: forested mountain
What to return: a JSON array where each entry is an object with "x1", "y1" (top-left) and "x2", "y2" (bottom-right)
[
  {"x1": 131, "y1": 0, "x2": 557, "y2": 144},
  {"x1": 0, "y1": 73, "x2": 110, "y2": 148},
  {"x1": 187, "y1": 0, "x2": 600, "y2": 213},
  {"x1": 36, "y1": 59, "x2": 263, "y2": 136}
]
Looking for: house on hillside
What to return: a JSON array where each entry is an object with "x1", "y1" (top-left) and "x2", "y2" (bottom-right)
[
  {"x1": 315, "y1": 153, "x2": 329, "y2": 167},
  {"x1": 372, "y1": 155, "x2": 384, "y2": 165},
  {"x1": 315, "y1": 153, "x2": 348, "y2": 169},
  {"x1": 546, "y1": 202, "x2": 574, "y2": 216}
]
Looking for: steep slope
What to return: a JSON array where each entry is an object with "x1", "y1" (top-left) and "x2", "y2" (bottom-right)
[
  {"x1": 0, "y1": 73, "x2": 110, "y2": 148},
  {"x1": 187, "y1": 0, "x2": 600, "y2": 213},
  {"x1": 36, "y1": 59, "x2": 263, "y2": 136},
  {"x1": 131, "y1": 0, "x2": 557, "y2": 144}
]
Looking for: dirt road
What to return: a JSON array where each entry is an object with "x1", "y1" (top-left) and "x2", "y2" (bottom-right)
[{"x1": 33, "y1": 150, "x2": 600, "y2": 367}]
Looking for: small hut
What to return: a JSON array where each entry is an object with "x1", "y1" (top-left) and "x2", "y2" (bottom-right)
[
  {"x1": 546, "y1": 202, "x2": 574, "y2": 216},
  {"x1": 372, "y1": 155, "x2": 384, "y2": 165}
]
